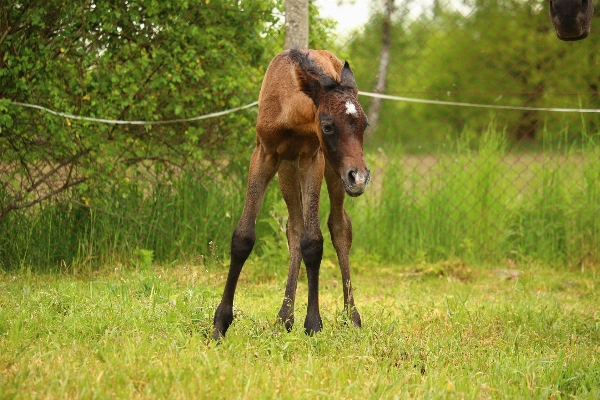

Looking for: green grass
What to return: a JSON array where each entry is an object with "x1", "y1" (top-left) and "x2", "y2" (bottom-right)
[
  {"x1": 1, "y1": 261, "x2": 598, "y2": 398},
  {"x1": 1, "y1": 124, "x2": 599, "y2": 399}
]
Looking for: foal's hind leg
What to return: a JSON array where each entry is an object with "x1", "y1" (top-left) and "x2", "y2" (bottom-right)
[
  {"x1": 324, "y1": 160, "x2": 362, "y2": 327},
  {"x1": 212, "y1": 145, "x2": 279, "y2": 340},
  {"x1": 276, "y1": 160, "x2": 303, "y2": 332}
]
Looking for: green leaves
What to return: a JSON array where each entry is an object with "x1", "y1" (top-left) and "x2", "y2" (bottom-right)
[
  {"x1": 0, "y1": 99, "x2": 12, "y2": 132},
  {"x1": 0, "y1": 0, "x2": 287, "y2": 220},
  {"x1": 0, "y1": 0, "x2": 340, "y2": 269},
  {"x1": 348, "y1": 0, "x2": 600, "y2": 150}
]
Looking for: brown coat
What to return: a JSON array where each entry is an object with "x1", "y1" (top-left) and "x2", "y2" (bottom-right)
[{"x1": 213, "y1": 49, "x2": 370, "y2": 339}]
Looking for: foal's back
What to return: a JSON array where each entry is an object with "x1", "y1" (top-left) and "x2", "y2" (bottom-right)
[{"x1": 255, "y1": 50, "x2": 344, "y2": 158}]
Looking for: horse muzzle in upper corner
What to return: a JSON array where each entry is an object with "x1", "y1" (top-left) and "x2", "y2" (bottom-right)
[{"x1": 550, "y1": 0, "x2": 594, "y2": 41}]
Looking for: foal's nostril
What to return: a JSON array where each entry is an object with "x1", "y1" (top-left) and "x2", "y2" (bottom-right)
[
  {"x1": 344, "y1": 168, "x2": 370, "y2": 196},
  {"x1": 347, "y1": 169, "x2": 369, "y2": 187},
  {"x1": 348, "y1": 169, "x2": 357, "y2": 185}
]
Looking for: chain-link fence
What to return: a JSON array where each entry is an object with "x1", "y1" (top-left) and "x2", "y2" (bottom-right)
[
  {"x1": 1, "y1": 0, "x2": 598, "y2": 270},
  {"x1": 320, "y1": 0, "x2": 600, "y2": 268}
]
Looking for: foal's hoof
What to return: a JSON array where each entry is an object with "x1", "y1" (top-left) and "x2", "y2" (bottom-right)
[
  {"x1": 211, "y1": 328, "x2": 225, "y2": 341},
  {"x1": 276, "y1": 313, "x2": 295, "y2": 333},
  {"x1": 351, "y1": 309, "x2": 362, "y2": 328},
  {"x1": 341, "y1": 306, "x2": 362, "y2": 328},
  {"x1": 303, "y1": 314, "x2": 323, "y2": 336},
  {"x1": 277, "y1": 300, "x2": 295, "y2": 332},
  {"x1": 212, "y1": 304, "x2": 234, "y2": 340}
]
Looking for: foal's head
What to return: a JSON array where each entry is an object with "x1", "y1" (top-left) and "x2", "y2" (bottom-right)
[
  {"x1": 290, "y1": 50, "x2": 370, "y2": 197},
  {"x1": 550, "y1": 0, "x2": 593, "y2": 41}
]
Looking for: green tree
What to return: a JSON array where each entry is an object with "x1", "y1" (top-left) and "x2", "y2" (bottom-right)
[
  {"x1": 347, "y1": 0, "x2": 600, "y2": 150},
  {"x1": 0, "y1": 0, "x2": 283, "y2": 221},
  {"x1": 0, "y1": 0, "x2": 338, "y2": 269}
]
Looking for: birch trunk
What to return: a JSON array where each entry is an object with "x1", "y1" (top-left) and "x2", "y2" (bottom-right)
[
  {"x1": 285, "y1": 0, "x2": 309, "y2": 49},
  {"x1": 367, "y1": 0, "x2": 395, "y2": 136}
]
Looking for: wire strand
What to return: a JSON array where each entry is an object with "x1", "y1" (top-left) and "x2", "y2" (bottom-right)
[
  {"x1": 8, "y1": 101, "x2": 259, "y2": 125},
  {"x1": 357, "y1": 91, "x2": 600, "y2": 113},
  {"x1": 6, "y1": 90, "x2": 600, "y2": 127}
]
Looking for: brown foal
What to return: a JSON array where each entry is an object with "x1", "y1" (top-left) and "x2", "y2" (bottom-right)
[{"x1": 212, "y1": 49, "x2": 370, "y2": 339}]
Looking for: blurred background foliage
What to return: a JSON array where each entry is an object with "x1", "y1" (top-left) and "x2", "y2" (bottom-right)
[
  {"x1": 347, "y1": 0, "x2": 600, "y2": 151},
  {"x1": 1, "y1": 0, "x2": 599, "y2": 271}
]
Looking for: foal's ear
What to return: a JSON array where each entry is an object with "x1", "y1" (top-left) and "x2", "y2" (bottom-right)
[
  {"x1": 294, "y1": 65, "x2": 325, "y2": 106},
  {"x1": 340, "y1": 61, "x2": 358, "y2": 93},
  {"x1": 319, "y1": 74, "x2": 338, "y2": 91}
]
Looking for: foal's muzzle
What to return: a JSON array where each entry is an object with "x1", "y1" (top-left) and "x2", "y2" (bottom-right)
[{"x1": 344, "y1": 168, "x2": 370, "y2": 197}]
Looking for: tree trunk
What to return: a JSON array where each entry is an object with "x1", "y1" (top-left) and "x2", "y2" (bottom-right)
[
  {"x1": 367, "y1": 0, "x2": 395, "y2": 136},
  {"x1": 285, "y1": 0, "x2": 309, "y2": 49}
]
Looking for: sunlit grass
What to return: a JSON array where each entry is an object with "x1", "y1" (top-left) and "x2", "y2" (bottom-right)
[
  {"x1": 1, "y1": 262, "x2": 598, "y2": 398},
  {"x1": 1, "y1": 125, "x2": 599, "y2": 396}
]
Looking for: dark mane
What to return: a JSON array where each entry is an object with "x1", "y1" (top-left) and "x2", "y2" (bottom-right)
[
  {"x1": 288, "y1": 49, "x2": 342, "y2": 101},
  {"x1": 288, "y1": 49, "x2": 329, "y2": 81}
]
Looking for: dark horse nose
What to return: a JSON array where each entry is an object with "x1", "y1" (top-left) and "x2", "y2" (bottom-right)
[
  {"x1": 346, "y1": 168, "x2": 370, "y2": 197},
  {"x1": 550, "y1": 0, "x2": 593, "y2": 41}
]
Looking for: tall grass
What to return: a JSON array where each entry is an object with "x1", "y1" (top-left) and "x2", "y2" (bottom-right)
[
  {"x1": 351, "y1": 125, "x2": 600, "y2": 267},
  {"x1": 0, "y1": 158, "x2": 297, "y2": 273},
  {"x1": 1, "y1": 125, "x2": 599, "y2": 272},
  {"x1": 0, "y1": 165, "x2": 242, "y2": 271}
]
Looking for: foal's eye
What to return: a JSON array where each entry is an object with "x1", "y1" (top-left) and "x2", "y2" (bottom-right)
[{"x1": 322, "y1": 124, "x2": 334, "y2": 134}]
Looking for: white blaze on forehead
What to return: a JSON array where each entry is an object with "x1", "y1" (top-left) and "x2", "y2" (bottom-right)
[{"x1": 345, "y1": 101, "x2": 357, "y2": 116}]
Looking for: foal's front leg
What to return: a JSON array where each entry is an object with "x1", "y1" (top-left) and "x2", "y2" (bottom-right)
[
  {"x1": 324, "y1": 160, "x2": 361, "y2": 327},
  {"x1": 298, "y1": 151, "x2": 326, "y2": 335},
  {"x1": 212, "y1": 145, "x2": 279, "y2": 340}
]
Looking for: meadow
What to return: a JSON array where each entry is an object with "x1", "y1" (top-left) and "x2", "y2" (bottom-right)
[
  {"x1": 0, "y1": 259, "x2": 598, "y2": 398},
  {"x1": 1, "y1": 129, "x2": 600, "y2": 398}
]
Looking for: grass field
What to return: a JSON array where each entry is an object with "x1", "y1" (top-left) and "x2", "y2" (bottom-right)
[
  {"x1": 1, "y1": 128, "x2": 599, "y2": 398},
  {"x1": 1, "y1": 260, "x2": 598, "y2": 398}
]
